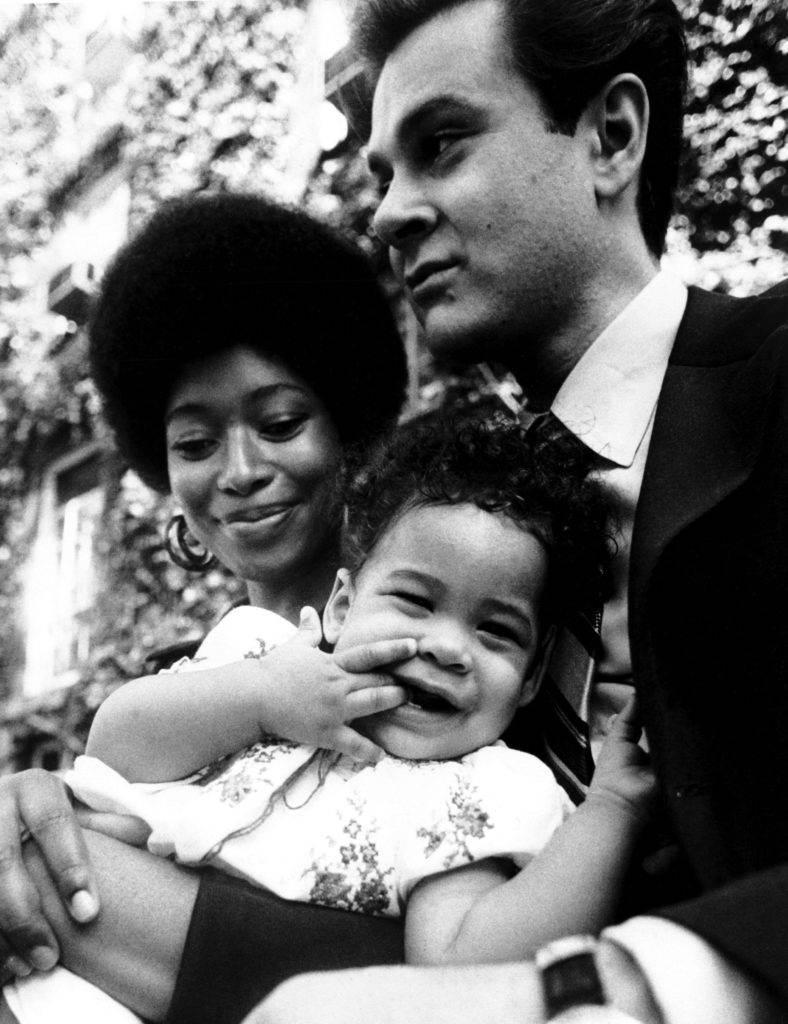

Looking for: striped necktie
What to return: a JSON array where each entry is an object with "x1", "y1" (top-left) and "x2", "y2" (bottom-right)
[{"x1": 522, "y1": 411, "x2": 602, "y2": 803}]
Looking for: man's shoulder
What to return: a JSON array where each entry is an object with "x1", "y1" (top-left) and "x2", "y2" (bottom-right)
[
  {"x1": 672, "y1": 278, "x2": 788, "y2": 366},
  {"x1": 687, "y1": 278, "x2": 788, "y2": 311}
]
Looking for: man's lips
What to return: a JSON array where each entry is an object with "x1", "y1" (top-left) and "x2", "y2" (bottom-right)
[
  {"x1": 220, "y1": 502, "x2": 297, "y2": 525},
  {"x1": 405, "y1": 260, "x2": 458, "y2": 293}
]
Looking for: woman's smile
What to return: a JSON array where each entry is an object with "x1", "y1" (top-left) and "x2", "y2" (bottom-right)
[
  {"x1": 218, "y1": 505, "x2": 299, "y2": 543},
  {"x1": 219, "y1": 501, "x2": 299, "y2": 527},
  {"x1": 166, "y1": 346, "x2": 343, "y2": 591}
]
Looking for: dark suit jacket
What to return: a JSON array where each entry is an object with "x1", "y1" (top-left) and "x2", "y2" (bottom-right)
[
  {"x1": 631, "y1": 280, "x2": 788, "y2": 1004},
  {"x1": 165, "y1": 282, "x2": 788, "y2": 1024}
]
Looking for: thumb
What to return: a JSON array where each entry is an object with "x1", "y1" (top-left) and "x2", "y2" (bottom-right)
[{"x1": 293, "y1": 606, "x2": 323, "y2": 648}]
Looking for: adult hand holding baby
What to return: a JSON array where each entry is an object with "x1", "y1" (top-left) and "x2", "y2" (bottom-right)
[{"x1": 0, "y1": 770, "x2": 99, "y2": 984}]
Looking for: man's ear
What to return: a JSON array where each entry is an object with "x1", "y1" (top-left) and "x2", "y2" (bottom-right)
[
  {"x1": 322, "y1": 568, "x2": 354, "y2": 644},
  {"x1": 518, "y1": 623, "x2": 557, "y2": 708},
  {"x1": 585, "y1": 73, "x2": 649, "y2": 205}
]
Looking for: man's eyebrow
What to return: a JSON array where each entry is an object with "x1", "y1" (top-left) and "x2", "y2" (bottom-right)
[{"x1": 367, "y1": 94, "x2": 480, "y2": 175}]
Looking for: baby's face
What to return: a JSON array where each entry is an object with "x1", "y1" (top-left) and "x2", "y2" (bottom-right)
[{"x1": 325, "y1": 502, "x2": 548, "y2": 760}]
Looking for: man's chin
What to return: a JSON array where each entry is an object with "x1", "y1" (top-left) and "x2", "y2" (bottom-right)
[
  {"x1": 420, "y1": 321, "x2": 497, "y2": 368},
  {"x1": 417, "y1": 306, "x2": 508, "y2": 367}
]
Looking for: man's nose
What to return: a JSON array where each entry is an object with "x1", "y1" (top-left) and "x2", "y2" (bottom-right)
[
  {"x1": 372, "y1": 175, "x2": 438, "y2": 253},
  {"x1": 417, "y1": 625, "x2": 472, "y2": 675},
  {"x1": 217, "y1": 428, "x2": 276, "y2": 495}
]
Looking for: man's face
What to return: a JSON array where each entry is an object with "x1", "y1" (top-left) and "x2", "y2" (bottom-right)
[{"x1": 367, "y1": 0, "x2": 599, "y2": 368}]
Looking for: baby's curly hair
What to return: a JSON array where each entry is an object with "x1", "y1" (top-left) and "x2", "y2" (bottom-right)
[
  {"x1": 344, "y1": 413, "x2": 614, "y2": 626},
  {"x1": 89, "y1": 193, "x2": 407, "y2": 493}
]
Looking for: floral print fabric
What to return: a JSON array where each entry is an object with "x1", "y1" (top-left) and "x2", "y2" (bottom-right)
[{"x1": 68, "y1": 607, "x2": 573, "y2": 917}]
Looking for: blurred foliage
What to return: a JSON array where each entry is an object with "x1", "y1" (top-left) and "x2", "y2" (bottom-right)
[
  {"x1": 0, "y1": 2, "x2": 307, "y2": 768},
  {"x1": 0, "y1": 6, "x2": 93, "y2": 546},
  {"x1": 122, "y1": 1, "x2": 307, "y2": 222},
  {"x1": 677, "y1": 0, "x2": 786, "y2": 230},
  {"x1": 669, "y1": 0, "x2": 786, "y2": 291},
  {"x1": 90, "y1": 467, "x2": 246, "y2": 668},
  {"x1": 0, "y1": 0, "x2": 786, "y2": 770},
  {"x1": 306, "y1": 147, "x2": 381, "y2": 262}
]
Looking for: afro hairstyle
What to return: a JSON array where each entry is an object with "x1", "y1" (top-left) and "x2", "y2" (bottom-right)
[{"x1": 89, "y1": 192, "x2": 407, "y2": 493}]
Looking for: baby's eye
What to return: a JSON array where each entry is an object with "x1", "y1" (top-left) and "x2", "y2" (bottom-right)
[
  {"x1": 479, "y1": 621, "x2": 526, "y2": 647},
  {"x1": 391, "y1": 591, "x2": 432, "y2": 611}
]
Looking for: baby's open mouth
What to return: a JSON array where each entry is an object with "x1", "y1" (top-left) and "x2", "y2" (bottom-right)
[{"x1": 403, "y1": 684, "x2": 456, "y2": 713}]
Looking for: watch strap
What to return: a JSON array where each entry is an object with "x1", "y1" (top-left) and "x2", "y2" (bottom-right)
[{"x1": 536, "y1": 935, "x2": 605, "y2": 1018}]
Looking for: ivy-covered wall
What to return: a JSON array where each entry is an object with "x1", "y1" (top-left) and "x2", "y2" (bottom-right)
[
  {"x1": 0, "y1": 1, "x2": 308, "y2": 768},
  {"x1": 672, "y1": 0, "x2": 787, "y2": 290},
  {"x1": 0, "y1": 0, "x2": 785, "y2": 772}
]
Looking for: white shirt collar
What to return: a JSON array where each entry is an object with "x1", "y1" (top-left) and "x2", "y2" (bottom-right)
[{"x1": 550, "y1": 269, "x2": 688, "y2": 468}]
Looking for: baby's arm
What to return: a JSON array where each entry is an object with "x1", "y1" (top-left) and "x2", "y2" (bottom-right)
[
  {"x1": 87, "y1": 610, "x2": 413, "y2": 782},
  {"x1": 405, "y1": 697, "x2": 655, "y2": 965}
]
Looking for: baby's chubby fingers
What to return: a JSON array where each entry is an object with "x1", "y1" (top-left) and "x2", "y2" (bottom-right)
[
  {"x1": 607, "y1": 693, "x2": 643, "y2": 744},
  {"x1": 334, "y1": 638, "x2": 417, "y2": 674},
  {"x1": 290, "y1": 606, "x2": 323, "y2": 647},
  {"x1": 328, "y1": 727, "x2": 387, "y2": 765},
  {"x1": 344, "y1": 683, "x2": 407, "y2": 719}
]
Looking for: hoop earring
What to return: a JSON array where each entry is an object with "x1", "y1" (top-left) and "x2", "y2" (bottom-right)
[{"x1": 164, "y1": 514, "x2": 215, "y2": 572}]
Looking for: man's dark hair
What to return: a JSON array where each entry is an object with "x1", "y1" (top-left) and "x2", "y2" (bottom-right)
[
  {"x1": 353, "y1": 0, "x2": 687, "y2": 256},
  {"x1": 344, "y1": 413, "x2": 613, "y2": 626},
  {"x1": 89, "y1": 193, "x2": 407, "y2": 493}
]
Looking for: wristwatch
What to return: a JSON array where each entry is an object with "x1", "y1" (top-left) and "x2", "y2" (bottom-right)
[{"x1": 535, "y1": 935, "x2": 644, "y2": 1022}]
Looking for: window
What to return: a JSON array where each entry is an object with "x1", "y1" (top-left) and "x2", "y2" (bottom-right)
[{"x1": 22, "y1": 445, "x2": 105, "y2": 694}]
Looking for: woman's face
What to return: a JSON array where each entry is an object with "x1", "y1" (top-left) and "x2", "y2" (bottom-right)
[{"x1": 165, "y1": 346, "x2": 342, "y2": 589}]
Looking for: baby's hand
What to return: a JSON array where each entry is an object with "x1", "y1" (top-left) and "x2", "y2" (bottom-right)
[
  {"x1": 586, "y1": 694, "x2": 657, "y2": 825},
  {"x1": 256, "y1": 607, "x2": 413, "y2": 764}
]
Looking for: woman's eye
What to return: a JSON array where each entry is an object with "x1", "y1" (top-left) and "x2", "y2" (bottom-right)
[
  {"x1": 170, "y1": 437, "x2": 217, "y2": 460},
  {"x1": 260, "y1": 415, "x2": 307, "y2": 440}
]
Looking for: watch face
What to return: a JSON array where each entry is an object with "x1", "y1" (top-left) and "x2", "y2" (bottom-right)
[{"x1": 550, "y1": 1009, "x2": 644, "y2": 1023}]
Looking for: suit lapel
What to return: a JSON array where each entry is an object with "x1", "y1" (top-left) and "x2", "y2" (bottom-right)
[
  {"x1": 630, "y1": 287, "x2": 776, "y2": 621},
  {"x1": 626, "y1": 284, "x2": 787, "y2": 886}
]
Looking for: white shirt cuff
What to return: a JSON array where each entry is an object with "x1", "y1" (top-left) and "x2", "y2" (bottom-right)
[{"x1": 603, "y1": 916, "x2": 766, "y2": 1024}]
